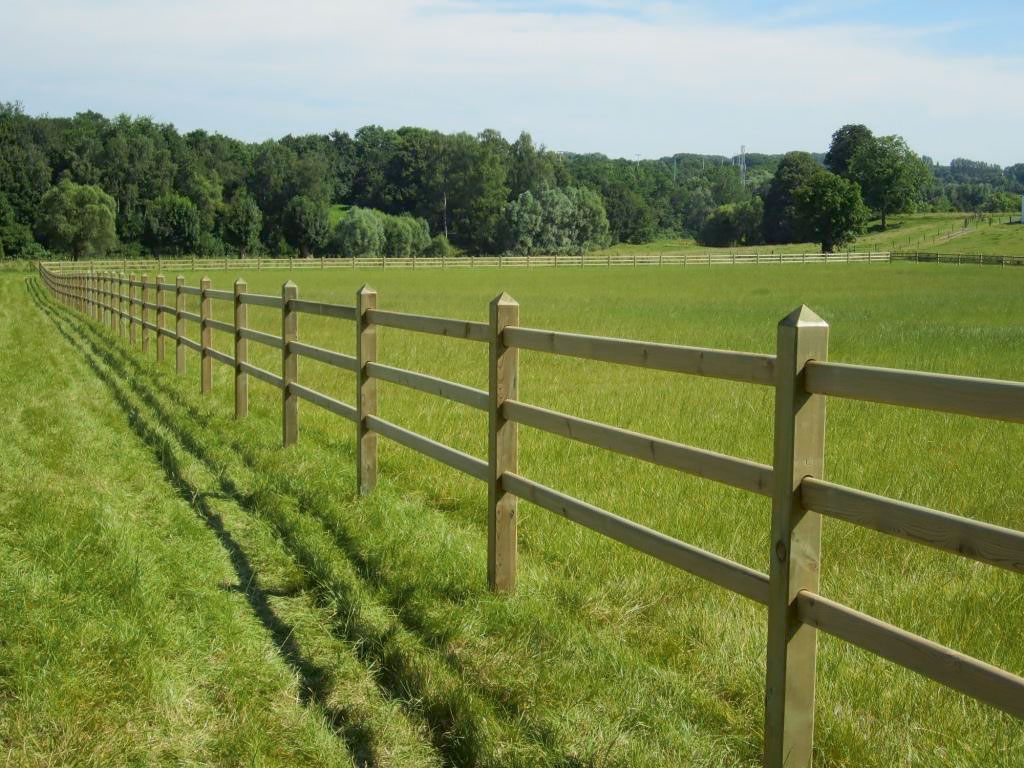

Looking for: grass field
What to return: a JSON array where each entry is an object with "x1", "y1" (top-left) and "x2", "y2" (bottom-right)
[
  {"x1": 592, "y1": 212, "x2": 1023, "y2": 259},
  {"x1": 8, "y1": 261, "x2": 1024, "y2": 766}
]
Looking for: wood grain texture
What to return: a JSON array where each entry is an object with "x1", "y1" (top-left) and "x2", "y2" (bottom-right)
[
  {"x1": 356, "y1": 285, "x2": 378, "y2": 494},
  {"x1": 489, "y1": 292, "x2": 519, "y2": 592},
  {"x1": 502, "y1": 399, "x2": 772, "y2": 495},
  {"x1": 500, "y1": 472, "x2": 770, "y2": 603},
  {"x1": 805, "y1": 360, "x2": 1024, "y2": 424},
  {"x1": 503, "y1": 326, "x2": 775, "y2": 385},
  {"x1": 797, "y1": 590, "x2": 1024, "y2": 719},
  {"x1": 765, "y1": 305, "x2": 828, "y2": 768}
]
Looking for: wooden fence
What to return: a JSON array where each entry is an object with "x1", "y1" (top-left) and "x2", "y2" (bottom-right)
[
  {"x1": 38, "y1": 263, "x2": 1024, "y2": 768},
  {"x1": 892, "y1": 251, "x2": 1024, "y2": 267},
  {"x1": 41, "y1": 249, "x2": 891, "y2": 274}
]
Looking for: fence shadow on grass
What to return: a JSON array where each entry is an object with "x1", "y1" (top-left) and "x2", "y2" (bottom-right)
[
  {"x1": 31, "y1": 278, "x2": 615, "y2": 768},
  {"x1": 27, "y1": 278, "x2": 383, "y2": 768}
]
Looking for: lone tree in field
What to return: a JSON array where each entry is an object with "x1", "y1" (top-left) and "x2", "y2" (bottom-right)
[
  {"x1": 36, "y1": 179, "x2": 118, "y2": 260},
  {"x1": 223, "y1": 188, "x2": 262, "y2": 258},
  {"x1": 824, "y1": 124, "x2": 874, "y2": 178},
  {"x1": 145, "y1": 193, "x2": 200, "y2": 255},
  {"x1": 849, "y1": 135, "x2": 930, "y2": 229},
  {"x1": 763, "y1": 151, "x2": 821, "y2": 243},
  {"x1": 283, "y1": 195, "x2": 330, "y2": 257},
  {"x1": 794, "y1": 170, "x2": 868, "y2": 252}
]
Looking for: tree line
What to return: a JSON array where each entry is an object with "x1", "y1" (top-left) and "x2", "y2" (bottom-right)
[{"x1": 1, "y1": 102, "x2": 1020, "y2": 260}]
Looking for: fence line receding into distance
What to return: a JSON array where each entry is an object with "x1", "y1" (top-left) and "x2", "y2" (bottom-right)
[{"x1": 38, "y1": 263, "x2": 1024, "y2": 768}]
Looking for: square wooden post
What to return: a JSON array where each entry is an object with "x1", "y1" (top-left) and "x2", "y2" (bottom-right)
[
  {"x1": 234, "y1": 279, "x2": 248, "y2": 419},
  {"x1": 764, "y1": 305, "x2": 828, "y2": 768},
  {"x1": 156, "y1": 274, "x2": 165, "y2": 362},
  {"x1": 488, "y1": 292, "x2": 519, "y2": 592},
  {"x1": 200, "y1": 277, "x2": 212, "y2": 394},
  {"x1": 355, "y1": 285, "x2": 377, "y2": 494},
  {"x1": 109, "y1": 273, "x2": 117, "y2": 333},
  {"x1": 118, "y1": 273, "x2": 126, "y2": 339},
  {"x1": 129, "y1": 273, "x2": 137, "y2": 345},
  {"x1": 141, "y1": 274, "x2": 150, "y2": 354},
  {"x1": 281, "y1": 281, "x2": 298, "y2": 446},
  {"x1": 175, "y1": 276, "x2": 186, "y2": 375}
]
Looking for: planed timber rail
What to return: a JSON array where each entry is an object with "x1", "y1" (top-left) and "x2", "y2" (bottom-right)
[
  {"x1": 38, "y1": 262, "x2": 1024, "y2": 768},
  {"x1": 40, "y1": 249, "x2": 892, "y2": 275}
]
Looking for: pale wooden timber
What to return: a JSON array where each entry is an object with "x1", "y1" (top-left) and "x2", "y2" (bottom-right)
[
  {"x1": 805, "y1": 360, "x2": 1024, "y2": 424},
  {"x1": 141, "y1": 274, "x2": 149, "y2": 354},
  {"x1": 206, "y1": 347, "x2": 234, "y2": 367},
  {"x1": 200, "y1": 277, "x2": 212, "y2": 395},
  {"x1": 765, "y1": 305, "x2": 828, "y2": 768},
  {"x1": 502, "y1": 399, "x2": 772, "y2": 495},
  {"x1": 290, "y1": 382, "x2": 357, "y2": 422},
  {"x1": 796, "y1": 590, "x2": 1024, "y2": 720},
  {"x1": 237, "y1": 327, "x2": 284, "y2": 350},
  {"x1": 175, "y1": 276, "x2": 186, "y2": 375},
  {"x1": 289, "y1": 298, "x2": 356, "y2": 320},
  {"x1": 503, "y1": 326, "x2": 775, "y2": 385},
  {"x1": 356, "y1": 285, "x2": 378, "y2": 494},
  {"x1": 238, "y1": 361, "x2": 283, "y2": 388},
  {"x1": 801, "y1": 477, "x2": 1024, "y2": 573},
  {"x1": 488, "y1": 292, "x2": 519, "y2": 592},
  {"x1": 156, "y1": 274, "x2": 166, "y2": 362},
  {"x1": 364, "y1": 308, "x2": 489, "y2": 342},
  {"x1": 234, "y1": 279, "x2": 248, "y2": 419},
  {"x1": 500, "y1": 472, "x2": 770, "y2": 603},
  {"x1": 365, "y1": 414, "x2": 487, "y2": 481},
  {"x1": 238, "y1": 292, "x2": 283, "y2": 308},
  {"x1": 281, "y1": 281, "x2": 298, "y2": 447},
  {"x1": 289, "y1": 340, "x2": 357, "y2": 372},
  {"x1": 365, "y1": 361, "x2": 487, "y2": 410}
]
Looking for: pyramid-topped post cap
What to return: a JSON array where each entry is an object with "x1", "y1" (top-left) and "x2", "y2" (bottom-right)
[
  {"x1": 779, "y1": 304, "x2": 827, "y2": 329},
  {"x1": 357, "y1": 283, "x2": 377, "y2": 295},
  {"x1": 234, "y1": 277, "x2": 247, "y2": 287},
  {"x1": 490, "y1": 291, "x2": 518, "y2": 307},
  {"x1": 282, "y1": 279, "x2": 298, "y2": 288}
]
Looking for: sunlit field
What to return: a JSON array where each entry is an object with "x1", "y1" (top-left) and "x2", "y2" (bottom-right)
[
  {"x1": 592, "y1": 211, "x2": 1022, "y2": 259},
  {"x1": 14, "y1": 262, "x2": 1024, "y2": 766}
]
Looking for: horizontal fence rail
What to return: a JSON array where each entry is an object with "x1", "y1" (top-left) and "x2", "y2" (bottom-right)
[
  {"x1": 38, "y1": 262, "x2": 1023, "y2": 768},
  {"x1": 40, "y1": 250, "x2": 893, "y2": 275}
]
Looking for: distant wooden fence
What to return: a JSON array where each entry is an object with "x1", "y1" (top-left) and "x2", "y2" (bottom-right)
[
  {"x1": 893, "y1": 251, "x2": 1024, "y2": 267},
  {"x1": 41, "y1": 249, "x2": 891, "y2": 274},
  {"x1": 38, "y1": 263, "x2": 1024, "y2": 768}
]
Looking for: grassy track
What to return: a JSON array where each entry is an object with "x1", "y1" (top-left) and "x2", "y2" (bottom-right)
[
  {"x1": 12, "y1": 261, "x2": 1024, "y2": 765},
  {"x1": 1, "y1": 273, "x2": 448, "y2": 767}
]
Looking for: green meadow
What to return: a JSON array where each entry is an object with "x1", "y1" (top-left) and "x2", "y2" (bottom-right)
[
  {"x1": 592, "y1": 211, "x2": 1022, "y2": 259},
  {"x1": 4, "y1": 260, "x2": 1023, "y2": 766}
]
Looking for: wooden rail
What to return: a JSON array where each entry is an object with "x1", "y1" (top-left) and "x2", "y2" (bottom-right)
[
  {"x1": 40, "y1": 250, "x2": 893, "y2": 275},
  {"x1": 38, "y1": 263, "x2": 1024, "y2": 768}
]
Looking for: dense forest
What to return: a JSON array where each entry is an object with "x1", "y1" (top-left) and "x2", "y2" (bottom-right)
[{"x1": 1, "y1": 102, "x2": 1021, "y2": 260}]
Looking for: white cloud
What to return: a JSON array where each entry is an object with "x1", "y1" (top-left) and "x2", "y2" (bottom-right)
[{"x1": 2, "y1": 0, "x2": 1022, "y2": 164}]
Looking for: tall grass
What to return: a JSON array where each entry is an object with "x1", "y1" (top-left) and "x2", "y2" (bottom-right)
[{"x1": 26, "y1": 262, "x2": 1024, "y2": 765}]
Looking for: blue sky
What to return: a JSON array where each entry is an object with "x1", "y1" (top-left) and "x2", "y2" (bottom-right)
[{"x1": 2, "y1": 0, "x2": 1022, "y2": 165}]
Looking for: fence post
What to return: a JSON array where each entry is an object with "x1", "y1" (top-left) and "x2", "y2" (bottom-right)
[
  {"x1": 488, "y1": 292, "x2": 519, "y2": 593},
  {"x1": 141, "y1": 274, "x2": 150, "y2": 354},
  {"x1": 281, "y1": 280, "x2": 298, "y2": 446},
  {"x1": 764, "y1": 305, "x2": 828, "y2": 768},
  {"x1": 356, "y1": 285, "x2": 378, "y2": 494},
  {"x1": 200, "y1": 277, "x2": 212, "y2": 394},
  {"x1": 109, "y1": 272, "x2": 117, "y2": 333},
  {"x1": 234, "y1": 279, "x2": 248, "y2": 419},
  {"x1": 119, "y1": 272, "x2": 127, "y2": 339},
  {"x1": 129, "y1": 273, "x2": 137, "y2": 345},
  {"x1": 175, "y1": 276, "x2": 186, "y2": 375},
  {"x1": 156, "y1": 274, "x2": 165, "y2": 362}
]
